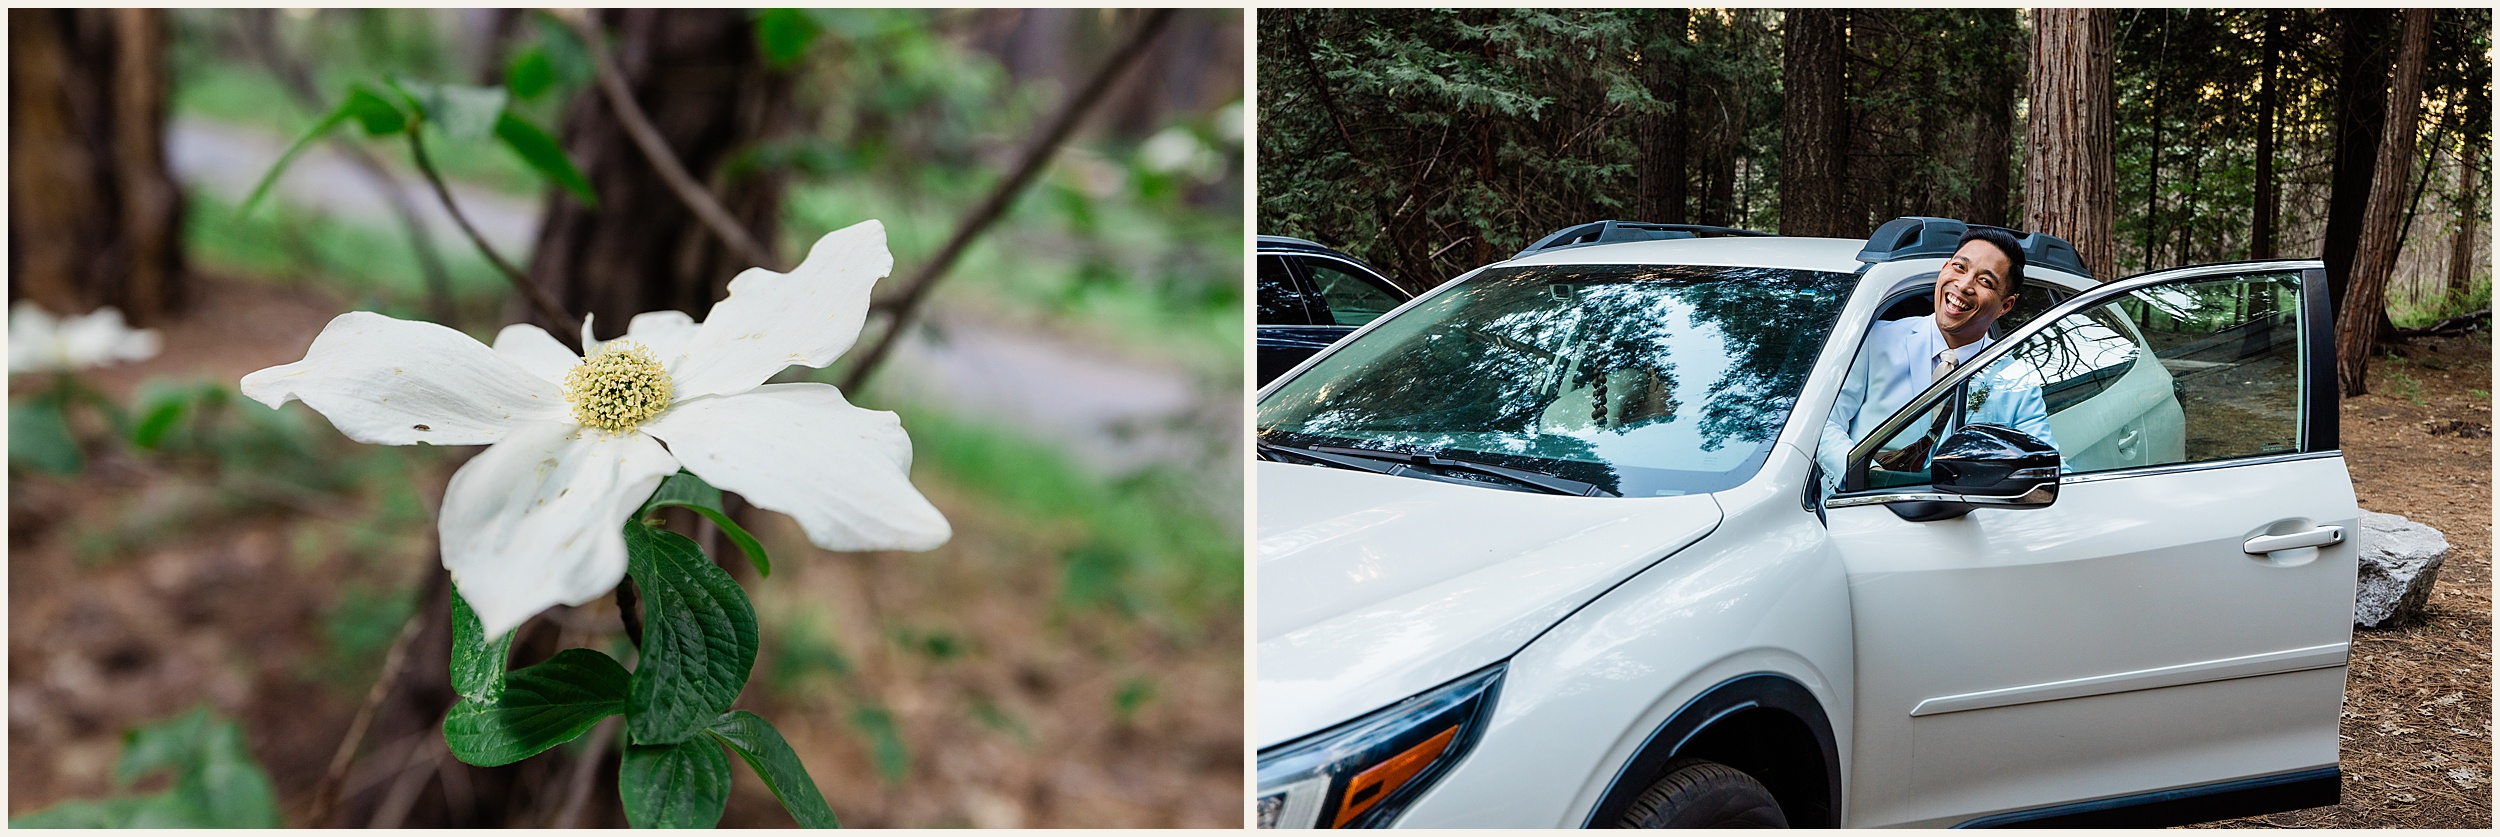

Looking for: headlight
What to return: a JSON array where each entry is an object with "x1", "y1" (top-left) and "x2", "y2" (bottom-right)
[{"x1": 1256, "y1": 665, "x2": 1504, "y2": 828}]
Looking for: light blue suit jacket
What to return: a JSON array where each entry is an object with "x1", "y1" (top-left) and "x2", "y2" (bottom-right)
[{"x1": 1818, "y1": 315, "x2": 2057, "y2": 489}]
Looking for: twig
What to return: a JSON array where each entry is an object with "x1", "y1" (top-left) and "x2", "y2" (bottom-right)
[
  {"x1": 235, "y1": 9, "x2": 458, "y2": 325},
  {"x1": 304, "y1": 572, "x2": 438, "y2": 826},
  {"x1": 840, "y1": 8, "x2": 1175, "y2": 393},
  {"x1": 404, "y1": 128, "x2": 583, "y2": 346},
  {"x1": 560, "y1": 11, "x2": 782, "y2": 272},
  {"x1": 550, "y1": 717, "x2": 622, "y2": 828},
  {"x1": 366, "y1": 726, "x2": 448, "y2": 828}
]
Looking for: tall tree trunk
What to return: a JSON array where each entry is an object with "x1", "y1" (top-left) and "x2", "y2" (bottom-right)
[
  {"x1": 2023, "y1": 9, "x2": 2117, "y2": 280},
  {"x1": 522, "y1": 9, "x2": 795, "y2": 338},
  {"x1": 2337, "y1": 8, "x2": 2430, "y2": 397},
  {"x1": 8, "y1": 8, "x2": 186, "y2": 325},
  {"x1": 1635, "y1": 9, "x2": 1689, "y2": 223},
  {"x1": 2251, "y1": 10, "x2": 2281, "y2": 259},
  {"x1": 2322, "y1": 9, "x2": 2394, "y2": 320},
  {"x1": 1968, "y1": 10, "x2": 2020, "y2": 227},
  {"x1": 1780, "y1": 8, "x2": 1847, "y2": 236},
  {"x1": 2450, "y1": 155, "x2": 2480, "y2": 304}
]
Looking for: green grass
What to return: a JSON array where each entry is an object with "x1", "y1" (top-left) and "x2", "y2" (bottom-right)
[
  {"x1": 881, "y1": 399, "x2": 1241, "y2": 626},
  {"x1": 2389, "y1": 276, "x2": 2491, "y2": 330}
]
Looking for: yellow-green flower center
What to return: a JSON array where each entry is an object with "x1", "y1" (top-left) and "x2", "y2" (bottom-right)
[{"x1": 563, "y1": 341, "x2": 672, "y2": 432}]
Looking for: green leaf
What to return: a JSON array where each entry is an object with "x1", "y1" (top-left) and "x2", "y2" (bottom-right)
[
  {"x1": 619, "y1": 738, "x2": 733, "y2": 828},
  {"x1": 708, "y1": 711, "x2": 839, "y2": 827},
  {"x1": 506, "y1": 46, "x2": 557, "y2": 100},
  {"x1": 848, "y1": 705, "x2": 909, "y2": 784},
  {"x1": 128, "y1": 394, "x2": 187, "y2": 450},
  {"x1": 393, "y1": 79, "x2": 509, "y2": 141},
  {"x1": 26, "y1": 708, "x2": 286, "y2": 828},
  {"x1": 9, "y1": 797, "x2": 151, "y2": 828},
  {"x1": 10, "y1": 398, "x2": 82, "y2": 474},
  {"x1": 623, "y1": 522, "x2": 760, "y2": 745},
  {"x1": 239, "y1": 85, "x2": 407, "y2": 217},
  {"x1": 495, "y1": 111, "x2": 598, "y2": 207},
  {"x1": 113, "y1": 707, "x2": 215, "y2": 787},
  {"x1": 450, "y1": 586, "x2": 516, "y2": 701},
  {"x1": 643, "y1": 471, "x2": 773, "y2": 578},
  {"x1": 444, "y1": 648, "x2": 628, "y2": 767},
  {"x1": 756, "y1": 9, "x2": 823, "y2": 68}
]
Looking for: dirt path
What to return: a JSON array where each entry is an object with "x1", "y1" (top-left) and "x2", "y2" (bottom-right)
[{"x1": 2195, "y1": 330, "x2": 2493, "y2": 828}]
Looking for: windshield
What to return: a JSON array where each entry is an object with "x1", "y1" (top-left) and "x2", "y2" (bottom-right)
[{"x1": 1259, "y1": 263, "x2": 1859, "y2": 496}]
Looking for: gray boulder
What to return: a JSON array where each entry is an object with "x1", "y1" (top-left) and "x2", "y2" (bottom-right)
[{"x1": 2354, "y1": 511, "x2": 2449, "y2": 629}]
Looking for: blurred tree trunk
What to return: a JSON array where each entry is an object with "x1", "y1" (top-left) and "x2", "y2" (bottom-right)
[
  {"x1": 521, "y1": 8, "x2": 795, "y2": 340},
  {"x1": 1634, "y1": 9, "x2": 1689, "y2": 224},
  {"x1": 2251, "y1": 10, "x2": 2282, "y2": 259},
  {"x1": 2023, "y1": 9, "x2": 2116, "y2": 280},
  {"x1": 1967, "y1": 10, "x2": 2020, "y2": 228},
  {"x1": 1780, "y1": 8, "x2": 1847, "y2": 236},
  {"x1": 2338, "y1": 7, "x2": 2430, "y2": 397},
  {"x1": 2322, "y1": 9, "x2": 2393, "y2": 319},
  {"x1": 2449, "y1": 156, "x2": 2480, "y2": 304},
  {"x1": 7, "y1": 8, "x2": 186, "y2": 324}
]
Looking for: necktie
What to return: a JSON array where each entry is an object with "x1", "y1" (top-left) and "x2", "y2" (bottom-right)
[{"x1": 1933, "y1": 349, "x2": 1959, "y2": 383}]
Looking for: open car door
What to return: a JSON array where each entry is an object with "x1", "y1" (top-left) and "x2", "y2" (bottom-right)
[{"x1": 1824, "y1": 262, "x2": 2356, "y2": 827}]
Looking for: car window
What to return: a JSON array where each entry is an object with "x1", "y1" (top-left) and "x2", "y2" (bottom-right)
[
  {"x1": 1856, "y1": 271, "x2": 2304, "y2": 487},
  {"x1": 1305, "y1": 260, "x2": 1404, "y2": 326},
  {"x1": 1260, "y1": 263, "x2": 1858, "y2": 497},
  {"x1": 1259, "y1": 255, "x2": 1316, "y2": 325}
]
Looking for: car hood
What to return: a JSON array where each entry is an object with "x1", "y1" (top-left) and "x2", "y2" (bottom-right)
[{"x1": 1256, "y1": 461, "x2": 1723, "y2": 749}]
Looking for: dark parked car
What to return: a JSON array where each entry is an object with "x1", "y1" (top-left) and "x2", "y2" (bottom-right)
[{"x1": 1258, "y1": 236, "x2": 1412, "y2": 385}]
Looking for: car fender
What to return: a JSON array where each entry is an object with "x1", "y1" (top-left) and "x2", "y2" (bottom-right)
[{"x1": 1390, "y1": 444, "x2": 1856, "y2": 827}]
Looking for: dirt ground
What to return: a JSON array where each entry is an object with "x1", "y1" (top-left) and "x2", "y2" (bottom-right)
[
  {"x1": 6, "y1": 274, "x2": 1243, "y2": 827},
  {"x1": 2193, "y1": 329, "x2": 2494, "y2": 829}
]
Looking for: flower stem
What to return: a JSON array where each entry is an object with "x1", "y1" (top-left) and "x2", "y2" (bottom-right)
[
  {"x1": 615, "y1": 576, "x2": 644, "y2": 649},
  {"x1": 402, "y1": 128, "x2": 583, "y2": 349}
]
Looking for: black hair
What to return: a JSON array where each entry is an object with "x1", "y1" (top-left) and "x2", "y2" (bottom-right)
[{"x1": 1957, "y1": 227, "x2": 2026, "y2": 289}]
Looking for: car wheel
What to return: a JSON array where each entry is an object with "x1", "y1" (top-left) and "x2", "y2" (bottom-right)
[{"x1": 1616, "y1": 758, "x2": 1788, "y2": 828}]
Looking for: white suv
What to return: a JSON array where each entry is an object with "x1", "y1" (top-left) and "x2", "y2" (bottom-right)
[{"x1": 1254, "y1": 218, "x2": 2358, "y2": 828}]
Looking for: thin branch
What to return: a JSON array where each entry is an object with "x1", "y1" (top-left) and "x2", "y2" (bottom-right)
[
  {"x1": 550, "y1": 717, "x2": 621, "y2": 828},
  {"x1": 304, "y1": 568, "x2": 441, "y2": 826},
  {"x1": 405, "y1": 129, "x2": 583, "y2": 346},
  {"x1": 560, "y1": 11, "x2": 782, "y2": 272},
  {"x1": 841, "y1": 8, "x2": 1176, "y2": 393}
]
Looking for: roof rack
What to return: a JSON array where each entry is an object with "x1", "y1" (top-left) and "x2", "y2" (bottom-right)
[
  {"x1": 1855, "y1": 216, "x2": 2092, "y2": 281},
  {"x1": 1513, "y1": 220, "x2": 1773, "y2": 259}
]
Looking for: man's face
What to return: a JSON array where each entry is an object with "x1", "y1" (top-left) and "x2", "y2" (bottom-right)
[{"x1": 1933, "y1": 239, "x2": 2017, "y2": 346}]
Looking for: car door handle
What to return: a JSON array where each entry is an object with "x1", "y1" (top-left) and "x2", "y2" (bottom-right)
[
  {"x1": 2115, "y1": 428, "x2": 2139, "y2": 451},
  {"x1": 2244, "y1": 526, "x2": 2344, "y2": 555}
]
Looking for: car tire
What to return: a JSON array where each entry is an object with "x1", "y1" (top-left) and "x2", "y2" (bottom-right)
[{"x1": 1616, "y1": 758, "x2": 1788, "y2": 828}]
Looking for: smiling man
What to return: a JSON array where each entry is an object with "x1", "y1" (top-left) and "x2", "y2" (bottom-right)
[{"x1": 1819, "y1": 226, "x2": 2058, "y2": 485}]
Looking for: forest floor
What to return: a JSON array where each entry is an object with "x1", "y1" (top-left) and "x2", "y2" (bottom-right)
[
  {"x1": 6, "y1": 272, "x2": 1243, "y2": 827},
  {"x1": 2193, "y1": 329, "x2": 2492, "y2": 829}
]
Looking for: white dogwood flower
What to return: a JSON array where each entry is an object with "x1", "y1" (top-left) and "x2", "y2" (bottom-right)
[
  {"x1": 9, "y1": 301, "x2": 163, "y2": 373},
  {"x1": 241, "y1": 221, "x2": 950, "y2": 638}
]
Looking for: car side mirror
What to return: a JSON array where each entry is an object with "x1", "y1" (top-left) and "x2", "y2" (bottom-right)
[{"x1": 1887, "y1": 423, "x2": 2061, "y2": 522}]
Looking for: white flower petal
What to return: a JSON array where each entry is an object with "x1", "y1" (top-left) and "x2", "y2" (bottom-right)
[
  {"x1": 671, "y1": 220, "x2": 891, "y2": 399},
  {"x1": 491, "y1": 323, "x2": 581, "y2": 384},
  {"x1": 9, "y1": 301, "x2": 62, "y2": 373},
  {"x1": 439, "y1": 421, "x2": 681, "y2": 639},
  {"x1": 240, "y1": 311, "x2": 567, "y2": 446},
  {"x1": 642, "y1": 382, "x2": 949, "y2": 552},
  {"x1": 622, "y1": 310, "x2": 702, "y2": 374}
]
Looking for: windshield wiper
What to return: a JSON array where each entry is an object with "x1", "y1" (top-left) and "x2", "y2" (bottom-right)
[{"x1": 1306, "y1": 443, "x2": 1617, "y2": 497}]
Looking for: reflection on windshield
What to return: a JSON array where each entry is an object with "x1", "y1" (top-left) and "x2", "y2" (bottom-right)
[{"x1": 1258, "y1": 264, "x2": 1857, "y2": 497}]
